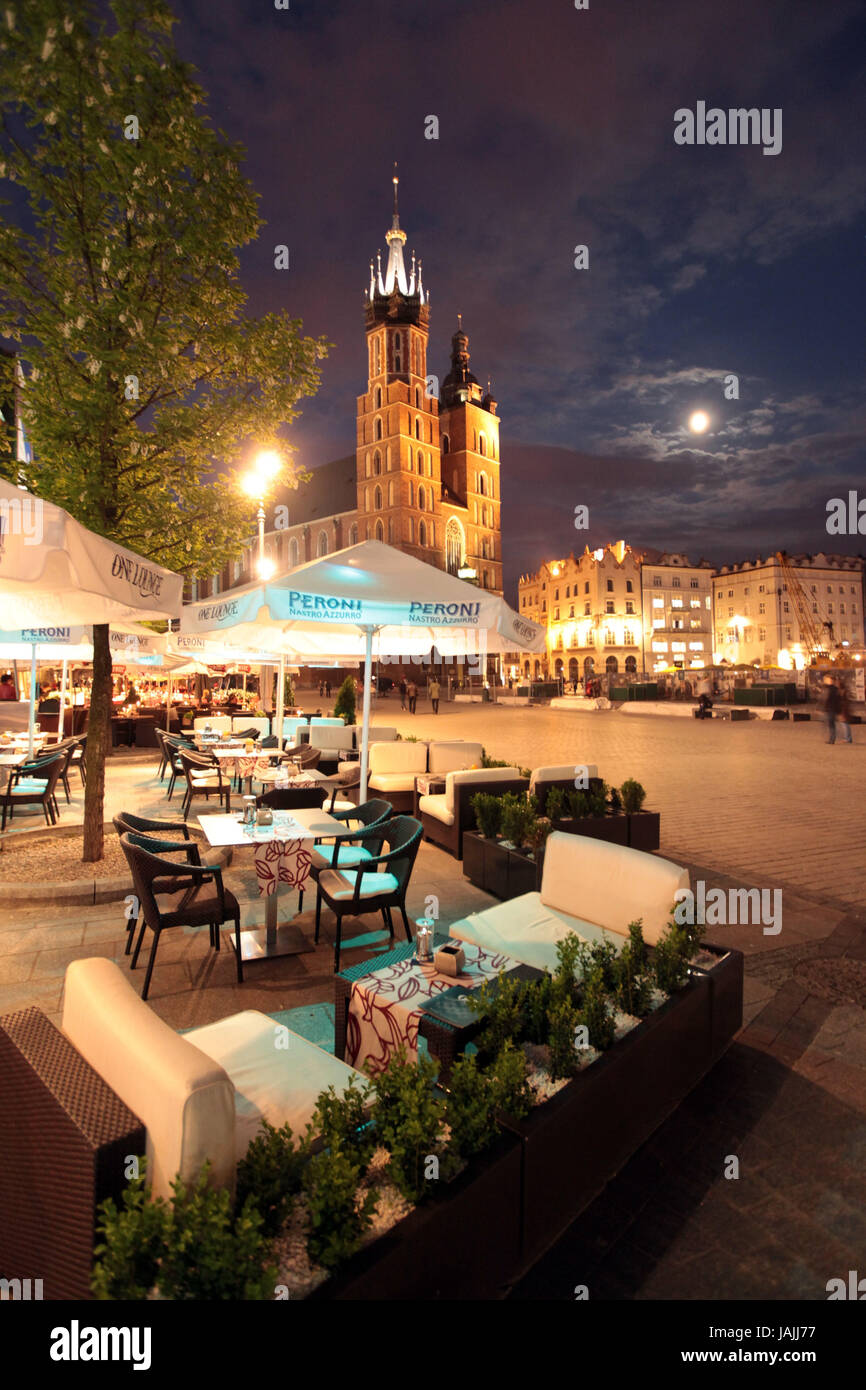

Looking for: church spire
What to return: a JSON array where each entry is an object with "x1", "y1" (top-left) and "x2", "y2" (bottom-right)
[{"x1": 364, "y1": 168, "x2": 428, "y2": 306}]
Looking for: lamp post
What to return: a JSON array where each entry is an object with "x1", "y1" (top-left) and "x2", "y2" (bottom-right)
[{"x1": 241, "y1": 450, "x2": 282, "y2": 581}]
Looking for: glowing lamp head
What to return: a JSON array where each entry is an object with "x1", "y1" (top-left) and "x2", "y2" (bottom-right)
[
  {"x1": 254, "y1": 449, "x2": 282, "y2": 481},
  {"x1": 241, "y1": 472, "x2": 263, "y2": 499},
  {"x1": 256, "y1": 556, "x2": 276, "y2": 581},
  {"x1": 689, "y1": 411, "x2": 710, "y2": 434}
]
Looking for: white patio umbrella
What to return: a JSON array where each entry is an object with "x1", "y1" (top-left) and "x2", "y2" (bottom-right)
[
  {"x1": 0, "y1": 481, "x2": 183, "y2": 753},
  {"x1": 180, "y1": 540, "x2": 545, "y2": 800}
]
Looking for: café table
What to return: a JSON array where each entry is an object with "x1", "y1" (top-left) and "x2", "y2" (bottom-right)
[
  {"x1": 196, "y1": 804, "x2": 345, "y2": 962},
  {"x1": 334, "y1": 938, "x2": 540, "y2": 1082}
]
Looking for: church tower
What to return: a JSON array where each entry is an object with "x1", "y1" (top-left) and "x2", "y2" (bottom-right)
[
  {"x1": 438, "y1": 320, "x2": 502, "y2": 593},
  {"x1": 356, "y1": 172, "x2": 442, "y2": 563}
]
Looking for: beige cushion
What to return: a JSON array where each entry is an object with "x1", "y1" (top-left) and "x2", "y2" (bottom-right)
[
  {"x1": 231, "y1": 716, "x2": 270, "y2": 737},
  {"x1": 369, "y1": 772, "x2": 419, "y2": 793},
  {"x1": 540, "y1": 832, "x2": 689, "y2": 946},
  {"x1": 427, "y1": 741, "x2": 483, "y2": 775},
  {"x1": 450, "y1": 894, "x2": 609, "y2": 973},
  {"x1": 365, "y1": 726, "x2": 398, "y2": 742},
  {"x1": 368, "y1": 741, "x2": 428, "y2": 776},
  {"x1": 318, "y1": 868, "x2": 400, "y2": 900},
  {"x1": 309, "y1": 724, "x2": 355, "y2": 752},
  {"x1": 444, "y1": 765, "x2": 522, "y2": 814},
  {"x1": 185, "y1": 1010, "x2": 364, "y2": 1160},
  {"x1": 529, "y1": 763, "x2": 598, "y2": 793},
  {"x1": 418, "y1": 792, "x2": 453, "y2": 826},
  {"x1": 61, "y1": 958, "x2": 236, "y2": 1201}
]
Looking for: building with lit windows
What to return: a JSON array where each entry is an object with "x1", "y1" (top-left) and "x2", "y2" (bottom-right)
[
  {"x1": 642, "y1": 552, "x2": 714, "y2": 673},
  {"x1": 190, "y1": 176, "x2": 502, "y2": 603},
  {"x1": 712, "y1": 553, "x2": 865, "y2": 668},
  {"x1": 518, "y1": 542, "x2": 644, "y2": 682}
]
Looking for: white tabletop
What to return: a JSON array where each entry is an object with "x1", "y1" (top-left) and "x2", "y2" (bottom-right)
[{"x1": 197, "y1": 805, "x2": 344, "y2": 847}]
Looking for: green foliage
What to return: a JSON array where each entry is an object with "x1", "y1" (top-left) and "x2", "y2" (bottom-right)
[
  {"x1": 92, "y1": 1172, "x2": 166, "y2": 1300},
  {"x1": 92, "y1": 1164, "x2": 278, "y2": 1301},
  {"x1": 489, "y1": 1040, "x2": 534, "y2": 1120},
  {"x1": 576, "y1": 935, "x2": 619, "y2": 993},
  {"x1": 613, "y1": 942, "x2": 654, "y2": 1018},
  {"x1": 480, "y1": 749, "x2": 509, "y2": 768},
  {"x1": 518, "y1": 765, "x2": 533, "y2": 780},
  {"x1": 620, "y1": 779, "x2": 647, "y2": 814},
  {"x1": 568, "y1": 779, "x2": 608, "y2": 819},
  {"x1": 500, "y1": 791, "x2": 538, "y2": 850},
  {"x1": 553, "y1": 931, "x2": 583, "y2": 1002},
  {"x1": 520, "y1": 973, "x2": 553, "y2": 1045},
  {"x1": 235, "y1": 1120, "x2": 304, "y2": 1238},
  {"x1": 547, "y1": 995, "x2": 580, "y2": 1080},
  {"x1": 628, "y1": 918, "x2": 649, "y2": 973},
  {"x1": 652, "y1": 911, "x2": 699, "y2": 994},
  {"x1": 467, "y1": 971, "x2": 526, "y2": 1061},
  {"x1": 367, "y1": 1049, "x2": 444, "y2": 1203},
  {"x1": 283, "y1": 673, "x2": 295, "y2": 708},
  {"x1": 304, "y1": 1145, "x2": 377, "y2": 1271},
  {"x1": 608, "y1": 784, "x2": 623, "y2": 814},
  {"x1": 545, "y1": 785, "x2": 566, "y2": 821},
  {"x1": 445, "y1": 1052, "x2": 498, "y2": 1163},
  {"x1": 333, "y1": 677, "x2": 356, "y2": 725},
  {"x1": 577, "y1": 964, "x2": 617, "y2": 1052},
  {"x1": 470, "y1": 790, "x2": 503, "y2": 838},
  {"x1": 305, "y1": 1076, "x2": 374, "y2": 1174}
]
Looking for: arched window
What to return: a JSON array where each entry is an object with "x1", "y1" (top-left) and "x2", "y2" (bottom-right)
[
  {"x1": 375, "y1": 385, "x2": 382, "y2": 409},
  {"x1": 568, "y1": 657, "x2": 579, "y2": 682},
  {"x1": 387, "y1": 517, "x2": 394, "y2": 544},
  {"x1": 374, "y1": 337, "x2": 381, "y2": 375},
  {"x1": 374, "y1": 417, "x2": 383, "y2": 441},
  {"x1": 419, "y1": 519, "x2": 427, "y2": 548},
  {"x1": 479, "y1": 473, "x2": 487, "y2": 496},
  {"x1": 348, "y1": 524, "x2": 358, "y2": 547},
  {"x1": 393, "y1": 332, "x2": 402, "y2": 371},
  {"x1": 364, "y1": 490, "x2": 370, "y2": 513},
  {"x1": 415, "y1": 386, "x2": 421, "y2": 407},
  {"x1": 418, "y1": 484, "x2": 425, "y2": 511},
  {"x1": 473, "y1": 430, "x2": 477, "y2": 451},
  {"x1": 445, "y1": 517, "x2": 465, "y2": 576},
  {"x1": 428, "y1": 454, "x2": 433, "y2": 477},
  {"x1": 625, "y1": 655, "x2": 637, "y2": 673},
  {"x1": 373, "y1": 451, "x2": 381, "y2": 476},
  {"x1": 606, "y1": 655, "x2": 618, "y2": 673},
  {"x1": 409, "y1": 481, "x2": 414, "y2": 508},
  {"x1": 408, "y1": 516, "x2": 414, "y2": 543},
  {"x1": 374, "y1": 485, "x2": 383, "y2": 511},
  {"x1": 407, "y1": 447, "x2": 413, "y2": 472},
  {"x1": 442, "y1": 433, "x2": 450, "y2": 454},
  {"x1": 375, "y1": 519, "x2": 384, "y2": 542},
  {"x1": 388, "y1": 480, "x2": 394, "y2": 506},
  {"x1": 317, "y1": 531, "x2": 328, "y2": 557},
  {"x1": 481, "y1": 503, "x2": 488, "y2": 527},
  {"x1": 429, "y1": 521, "x2": 435, "y2": 548},
  {"x1": 479, "y1": 434, "x2": 486, "y2": 457},
  {"x1": 584, "y1": 656, "x2": 595, "y2": 675},
  {"x1": 289, "y1": 537, "x2": 299, "y2": 567},
  {"x1": 386, "y1": 445, "x2": 392, "y2": 470},
  {"x1": 415, "y1": 418, "x2": 421, "y2": 440},
  {"x1": 365, "y1": 453, "x2": 371, "y2": 478}
]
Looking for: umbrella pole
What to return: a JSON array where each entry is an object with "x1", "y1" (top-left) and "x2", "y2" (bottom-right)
[
  {"x1": 58, "y1": 657, "x2": 68, "y2": 741},
  {"x1": 165, "y1": 673, "x2": 172, "y2": 733},
  {"x1": 358, "y1": 628, "x2": 374, "y2": 806},
  {"x1": 28, "y1": 643, "x2": 37, "y2": 758},
  {"x1": 276, "y1": 654, "x2": 285, "y2": 745}
]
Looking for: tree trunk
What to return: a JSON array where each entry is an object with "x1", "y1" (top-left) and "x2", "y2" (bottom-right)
[{"x1": 82, "y1": 622, "x2": 113, "y2": 862}]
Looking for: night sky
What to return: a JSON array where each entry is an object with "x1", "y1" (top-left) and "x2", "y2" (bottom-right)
[{"x1": 171, "y1": 0, "x2": 865, "y2": 602}]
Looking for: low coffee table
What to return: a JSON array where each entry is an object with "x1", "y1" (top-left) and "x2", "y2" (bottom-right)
[{"x1": 334, "y1": 939, "x2": 544, "y2": 1084}]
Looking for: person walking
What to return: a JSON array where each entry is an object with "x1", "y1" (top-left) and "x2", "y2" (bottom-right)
[
  {"x1": 325, "y1": 679, "x2": 332, "y2": 699},
  {"x1": 406, "y1": 679, "x2": 417, "y2": 714},
  {"x1": 821, "y1": 675, "x2": 842, "y2": 743},
  {"x1": 0, "y1": 672, "x2": 16, "y2": 701},
  {"x1": 838, "y1": 678, "x2": 854, "y2": 744},
  {"x1": 429, "y1": 676, "x2": 440, "y2": 714},
  {"x1": 399, "y1": 677, "x2": 407, "y2": 710}
]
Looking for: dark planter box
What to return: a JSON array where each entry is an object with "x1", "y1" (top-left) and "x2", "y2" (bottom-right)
[
  {"x1": 463, "y1": 834, "x2": 539, "y2": 899},
  {"x1": 309, "y1": 1130, "x2": 523, "y2": 1300},
  {"x1": 502, "y1": 962, "x2": 741, "y2": 1269},
  {"x1": 627, "y1": 810, "x2": 660, "y2": 851},
  {"x1": 550, "y1": 814, "x2": 629, "y2": 846},
  {"x1": 688, "y1": 942, "x2": 744, "y2": 1064}
]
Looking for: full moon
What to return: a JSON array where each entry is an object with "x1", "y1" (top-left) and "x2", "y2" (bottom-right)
[{"x1": 689, "y1": 411, "x2": 710, "y2": 433}]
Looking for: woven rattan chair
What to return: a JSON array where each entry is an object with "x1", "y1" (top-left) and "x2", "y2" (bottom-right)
[
  {"x1": 314, "y1": 814, "x2": 422, "y2": 971},
  {"x1": 112, "y1": 813, "x2": 195, "y2": 955},
  {"x1": 1, "y1": 753, "x2": 66, "y2": 830},
  {"x1": 119, "y1": 832, "x2": 243, "y2": 1000},
  {"x1": 178, "y1": 747, "x2": 230, "y2": 820}
]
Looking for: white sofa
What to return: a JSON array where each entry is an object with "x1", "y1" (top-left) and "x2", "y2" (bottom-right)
[
  {"x1": 528, "y1": 763, "x2": 599, "y2": 795},
  {"x1": 427, "y1": 740, "x2": 483, "y2": 775},
  {"x1": 418, "y1": 765, "x2": 527, "y2": 856},
  {"x1": 365, "y1": 725, "x2": 398, "y2": 742},
  {"x1": 366, "y1": 739, "x2": 428, "y2": 810},
  {"x1": 231, "y1": 715, "x2": 271, "y2": 738},
  {"x1": 282, "y1": 716, "x2": 308, "y2": 744},
  {"x1": 450, "y1": 831, "x2": 690, "y2": 973},
  {"x1": 61, "y1": 958, "x2": 364, "y2": 1200},
  {"x1": 307, "y1": 723, "x2": 356, "y2": 756},
  {"x1": 193, "y1": 715, "x2": 233, "y2": 735}
]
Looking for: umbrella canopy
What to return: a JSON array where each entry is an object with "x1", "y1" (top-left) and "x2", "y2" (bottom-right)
[
  {"x1": 0, "y1": 480, "x2": 183, "y2": 626},
  {"x1": 180, "y1": 541, "x2": 545, "y2": 799},
  {"x1": 0, "y1": 482, "x2": 182, "y2": 751}
]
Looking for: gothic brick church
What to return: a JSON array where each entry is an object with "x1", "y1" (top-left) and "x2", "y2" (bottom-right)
[{"x1": 195, "y1": 175, "x2": 503, "y2": 600}]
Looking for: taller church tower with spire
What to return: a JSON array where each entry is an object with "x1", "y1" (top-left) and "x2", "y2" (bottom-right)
[{"x1": 356, "y1": 174, "x2": 502, "y2": 593}]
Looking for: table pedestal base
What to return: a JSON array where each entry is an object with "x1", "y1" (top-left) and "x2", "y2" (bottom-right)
[{"x1": 232, "y1": 923, "x2": 313, "y2": 961}]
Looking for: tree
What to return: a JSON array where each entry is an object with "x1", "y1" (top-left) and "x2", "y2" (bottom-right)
[
  {"x1": 0, "y1": 0, "x2": 327, "y2": 859},
  {"x1": 333, "y1": 677, "x2": 356, "y2": 725}
]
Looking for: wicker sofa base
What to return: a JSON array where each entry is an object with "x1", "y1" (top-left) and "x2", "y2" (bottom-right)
[{"x1": 0, "y1": 1008, "x2": 145, "y2": 1300}]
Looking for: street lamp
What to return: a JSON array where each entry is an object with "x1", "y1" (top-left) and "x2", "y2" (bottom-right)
[{"x1": 241, "y1": 450, "x2": 282, "y2": 580}]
